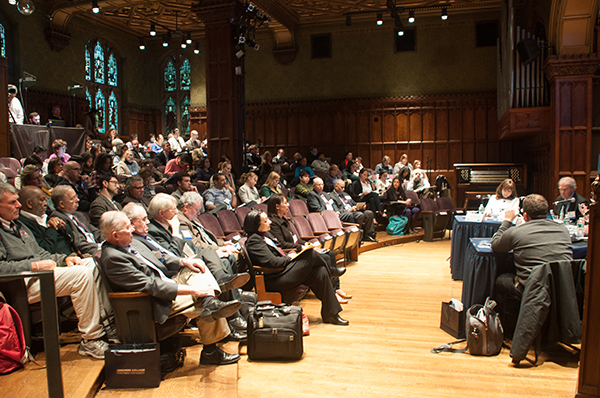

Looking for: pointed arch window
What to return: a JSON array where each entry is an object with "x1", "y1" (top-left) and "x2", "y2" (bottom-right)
[
  {"x1": 162, "y1": 55, "x2": 192, "y2": 136},
  {"x1": 0, "y1": 23, "x2": 6, "y2": 58},
  {"x1": 85, "y1": 39, "x2": 120, "y2": 134}
]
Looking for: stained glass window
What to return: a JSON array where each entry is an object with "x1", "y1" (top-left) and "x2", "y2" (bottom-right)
[
  {"x1": 180, "y1": 59, "x2": 190, "y2": 91},
  {"x1": 95, "y1": 89, "x2": 106, "y2": 135},
  {"x1": 94, "y1": 41, "x2": 105, "y2": 84},
  {"x1": 86, "y1": 87, "x2": 92, "y2": 109},
  {"x1": 85, "y1": 45, "x2": 91, "y2": 81},
  {"x1": 165, "y1": 97, "x2": 176, "y2": 133},
  {"x1": 0, "y1": 24, "x2": 6, "y2": 58},
  {"x1": 108, "y1": 53, "x2": 117, "y2": 87},
  {"x1": 108, "y1": 91, "x2": 118, "y2": 134},
  {"x1": 180, "y1": 96, "x2": 190, "y2": 136},
  {"x1": 164, "y1": 60, "x2": 176, "y2": 92}
]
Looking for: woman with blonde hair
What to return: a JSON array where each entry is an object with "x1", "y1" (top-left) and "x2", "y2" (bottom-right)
[
  {"x1": 260, "y1": 171, "x2": 282, "y2": 198},
  {"x1": 238, "y1": 171, "x2": 265, "y2": 205}
]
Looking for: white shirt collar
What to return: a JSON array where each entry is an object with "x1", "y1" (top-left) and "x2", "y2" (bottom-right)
[{"x1": 20, "y1": 210, "x2": 48, "y2": 227}]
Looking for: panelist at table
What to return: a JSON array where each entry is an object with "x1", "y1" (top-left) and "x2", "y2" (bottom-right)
[
  {"x1": 554, "y1": 176, "x2": 588, "y2": 220},
  {"x1": 483, "y1": 178, "x2": 520, "y2": 217}
]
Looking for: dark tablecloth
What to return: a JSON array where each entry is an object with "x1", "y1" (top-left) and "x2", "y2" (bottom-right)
[
  {"x1": 449, "y1": 215, "x2": 502, "y2": 281},
  {"x1": 461, "y1": 237, "x2": 588, "y2": 309},
  {"x1": 11, "y1": 124, "x2": 86, "y2": 159}
]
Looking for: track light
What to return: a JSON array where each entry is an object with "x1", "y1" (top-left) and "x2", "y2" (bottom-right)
[
  {"x1": 377, "y1": 12, "x2": 383, "y2": 26},
  {"x1": 346, "y1": 15, "x2": 351, "y2": 26},
  {"x1": 441, "y1": 7, "x2": 448, "y2": 20},
  {"x1": 181, "y1": 36, "x2": 187, "y2": 49},
  {"x1": 139, "y1": 38, "x2": 145, "y2": 50},
  {"x1": 397, "y1": 28, "x2": 404, "y2": 36},
  {"x1": 150, "y1": 22, "x2": 156, "y2": 36},
  {"x1": 186, "y1": 32, "x2": 192, "y2": 45},
  {"x1": 247, "y1": 40, "x2": 260, "y2": 51},
  {"x1": 162, "y1": 34, "x2": 169, "y2": 47},
  {"x1": 408, "y1": 10, "x2": 415, "y2": 23},
  {"x1": 8, "y1": 0, "x2": 17, "y2": 5},
  {"x1": 194, "y1": 42, "x2": 200, "y2": 54},
  {"x1": 91, "y1": 0, "x2": 99, "y2": 14}
]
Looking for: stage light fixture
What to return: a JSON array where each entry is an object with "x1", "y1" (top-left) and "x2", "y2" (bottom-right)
[
  {"x1": 397, "y1": 28, "x2": 404, "y2": 36},
  {"x1": 8, "y1": 0, "x2": 17, "y2": 5},
  {"x1": 194, "y1": 42, "x2": 200, "y2": 54},
  {"x1": 162, "y1": 34, "x2": 169, "y2": 47},
  {"x1": 180, "y1": 37, "x2": 187, "y2": 49},
  {"x1": 150, "y1": 22, "x2": 156, "y2": 36},
  {"x1": 91, "y1": 0, "x2": 99, "y2": 14},
  {"x1": 139, "y1": 38, "x2": 145, "y2": 50},
  {"x1": 186, "y1": 32, "x2": 192, "y2": 45},
  {"x1": 247, "y1": 40, "x2": 259, "y2": 50},
  {"x1": 377, "y1": 12, "x2": 383, "y2": 26},
  {"x1": 346, "y1": 15, "x2": 351, "y2": 26},
  {"x1": 17, "y1": 0, "x2": 34, "y2": 15},
  {"x1": 441, "y1": 8, "x2": 448, "y2": 20},
  {"x1": 408, "y1": 10, "x2": 415, "y2": 23}
]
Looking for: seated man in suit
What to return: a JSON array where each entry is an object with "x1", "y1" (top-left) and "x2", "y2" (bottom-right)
[
  {"x1": 57, "y1": 161, "x2": 95, "y2": 212},
  {"x1": 121, "y1": 175, "x2": 150, "y2": 210},
  {"x1": 330, "y1": 179, "x2": 377, "y2": 243},
  {"x1": 51, "y1": 185, "x2": 102, "y2": 256},
  {"x1": 99, "y1": 211, "x2": 242, "y2": 365},
  {"x1": 0, "y1": 182, "x2": 109, "y2": 359},
  {"x1": 491, "y1": 194, "x2": 573, "y2": 288},
  {"x1": 554, "y1": 176, "x2": 588, "y2": 220},
  {"x1": 171, "y1": 171, "x2": 198, "y2": 201},
  {"x1": 306, "y1": 177, "x2": 336, "y2": 213},
  {"x1": 89, "y1": 174, "x2": 123, "y2": 227}
]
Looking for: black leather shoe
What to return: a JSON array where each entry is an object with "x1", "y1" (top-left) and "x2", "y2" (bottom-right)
[
  {"x1": 323, "y1": 314, "x2": 349, "y2": 326},
  {"x1": 218, "y1": 273, "x2": 251, "y2": 292},
  {"x1": 228, "y1": 315, "x2": 248, "y2": 331},
  {"x1": 330, "y1": 266, "x2": 346, "y2": 278},
  {"x1": 219, "y1": 329, "x2": 247, "y2": 343},
  {"x1": 240, "y1": 290, "x2": 258, "y2": 305},
  {"x1": 364, "y1": 235, "x2": 378, "y2": 243},
  {"x1": 200, "y1": 346, "x2": 241, "y2": 365},
  {"x1": 199, "y1": 298, "x2": 242, "y2": 323}
]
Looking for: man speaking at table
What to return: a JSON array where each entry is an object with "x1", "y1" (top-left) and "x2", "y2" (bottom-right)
[{"x1": 491, "y1": 194, "x2": 572, "y2": 288}]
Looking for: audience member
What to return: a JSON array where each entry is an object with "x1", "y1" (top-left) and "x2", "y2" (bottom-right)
[
  {"x1": 103, "y1": 128, "x2": 117, "y2": 150},
  {"x1": 209, "y1": 161, "x2": 235, "y2": 190},
  {"x1": 57, "y1": 161, "x2": 94, "y2": 212},
  {"x1": 186, "y1": 130, "x2": 201, "y2": 149},
  {"x1": 341, "y1": 151, "x2": 353, "y2": 170},
  {"x1": 154, "y1": 141, "x2": 173, "y2": 167},
  {"x1": 205, "y1": 172, "x2": 237, "y2": 211},
  {"x1": 272, "y1": 148, "x2": 288, "y2": 166},
  {"x1": 238, "y1": 172, "x2": 263, "y2": 205},
  {"x1": 245, "y1": 144, "x2": 261, "y2": 172},
  {"x1": 342, "y1": 160, "x2": 359, "y2": 183},
  {"x1": 294, "y1": 169, "x2": 313, "y2": 197},
  {"x1": 406, "y1": 169, "x2": 430, "y2": 194},
  {"x1": 196, "y1": 157, "x2": 215, "y2": 182},
  {"x1": 385, "y1": 177, "x2": 419, "y2": 233},
  {"x1": 89, "y1": 174, "x2": 123, "y2": 226},
  {"x1": 258, "y1": 151, "x2": 274, "y2": 183},
  {"x1": 374, "y1": 156, "x2": 393, "y2": 176},
  {"x1": 116, "y1": 149, "x2": 139, "y2": 177},
  {"x1": 171, "y1": 171, "x2": 198, "y2": 201},
  {"x1": 48, "y1": 139, "x2": 71, "y2": 165},
  {"x1": 311, "y1": 152, "x2": 330, "y2": 173},
  {"x1": 306, "y1": 147, "x2": 319, "y2": 165},
  {"x1": 81, "y1": 152, "x2": 94, "y2": 175},
  {"x1": 323, "y1": 164, "x2": 340, "y2": 192},
  {"x1": 294, "y1": 157, "x2": 315, "y2": 180},
  {"x1": 330, "y1": 179, "x2": 377, "y2": 242},
  {"x1": 129, "y1": 136, "x2": 147, "y2": 161},
  {"x1": 48, "y1": 105, "x2": 64, "y2": 122},
  {"x1": 7, "y1": 84, "x2": 24, "y2": 124},
  {"x1": 375, "y1": 171, "x2": 391, "y2": 195},
  {"x1": 350, "y1": 168, "x2": 382, "y2": 215},
  {"x1": 393, "y1": 154, "x2": 412, "y2": 175},
  {"x1": 168, "y1": 128, "x2": 186, "y2": 153},
  {"x1": 165, "y1": 152, "x2": 192, "y2": 176},
  {"x1": 260, "y1": 171, "x2": 282, "y2": 198},
  {"x1": 121, "y1": 175, "x2": 150, "y2": 210},
  {"x1": 45, "y1": 158, "x2": 63, "y2": 188},
  {"x1": 148, "y1": 134, "x2": 162, "y2": 153},
  {"x1": 28, "y1": 111, "x2": 40, "y2": 125},
  {"x1": 83, "y1": 108, "x2": 98, "y2": 138},
  {"x1": 90, "y1": 152, "x2": 113, "y2": 192},
  {"x1": 306, "y1": 178, "x2": 335, "y2": 213}
]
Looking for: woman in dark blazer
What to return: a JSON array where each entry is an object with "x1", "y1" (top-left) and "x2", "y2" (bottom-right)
[
  {"x1": 351, "y1": 168, "x2": 383, "y2": 215},
  {"x1": 267, "y1": 194, "x2": 351, "y2": 303},
  {"x1": 385, "y1": 177, "x2": 420, "y2": 233},
  {"x1": 243, "y1": 209, "x2": 348, "y2": 325}
]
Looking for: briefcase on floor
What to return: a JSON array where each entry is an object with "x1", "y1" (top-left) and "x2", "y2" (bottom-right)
[
  {"x1": 440, "y1": 301, "x2": 465, "y2": 339},
  {"x1": 105, "y1": 343, "x2": 161, "y2": 389},
  {"x1": 247, "y1": 302, "x2": 303, "y2": 360}
]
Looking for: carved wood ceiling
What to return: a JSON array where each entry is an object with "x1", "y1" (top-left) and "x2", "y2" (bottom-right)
[{"x1": 45, "y1": 0, "x2": 500, "y2": 41}]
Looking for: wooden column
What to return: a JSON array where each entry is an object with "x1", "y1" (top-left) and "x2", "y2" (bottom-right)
[
  {"x1": 544, "y1": 54, "x2": 600, "y2": 200},
  {"x1": 192, "y1": 0, "x2": 245, "y2": 174},
  {"x1": 0, "y1": 57, "x2": 9, "y2": 157}
]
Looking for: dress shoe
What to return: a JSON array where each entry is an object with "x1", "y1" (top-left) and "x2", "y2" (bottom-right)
[
  {"x1": 336, "y1": 289, "x2": 353, "y2": 299},
  {"x1": 240, "y1": 290, "x2": 258, "y2": 305},
  {"x1": 330, "y1": 266, "x2": 346, "y2": 278},
  {"x1": 200, "y1": 346, "x2": 241, "y2": 365},
  {"x1": 228, "y1": 315, "x2": 248, "y2": 331},
  {"x1": 364, "y1": 235, "x2": 378, "y2": 243},
  {"x1": 336, "y1": 293, "x2": 349, "y2": 304},
  {"x1": 323, "y1": 314, "x2": 349, "y2": 326},
  {"x1": 199, "y1": 298, "x2": 242, "y2": 323},
  {"x1": 218, "y1": 273, "x2": 250, "y2": 292},
  {"x1": 219, "y1": 329, "x2": 247, "y2": 343}
]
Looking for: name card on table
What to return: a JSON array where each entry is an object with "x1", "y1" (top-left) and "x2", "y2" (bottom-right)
[{"x1": 464, "y1": 212, "x2": 484, "y2": 222}]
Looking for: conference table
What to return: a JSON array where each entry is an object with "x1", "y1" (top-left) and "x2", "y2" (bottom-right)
[
  {"x1": 449, "y1": 215, "x2": 502, "y2": 281},
  {"x1": 461, "y1": 237, "x2": 588, "y2": 310}
]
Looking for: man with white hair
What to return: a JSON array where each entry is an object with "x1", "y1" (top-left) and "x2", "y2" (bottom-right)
[
  {"x1": 99, "y1": 210, "x2": 243, "y2": 365},
  {"x1": 0, "y1": 182, "x2": 108, "y2": 359},
  {"x1": 554, "y1": 176, "x2": 588, "y2": 220},
  {"x1": 306, "y1": 177, "x2": 335, "y2": 213}
]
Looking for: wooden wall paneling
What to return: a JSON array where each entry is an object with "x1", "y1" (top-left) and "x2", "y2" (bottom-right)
[
  {"x1": 462, "y1": 102, "x2": 475, "y2": 141},
  {"x1": 475, "y1": 142, "x2": 488, "y2": 163},
  {"x1": 462, "y1": 142, "x2": 475, "y2": 163},
  {"x1": 370, "y1": 147, "x2": 382, "y2": 169},
  {"x1": 358, "y1": 111, "x2": 370, "y2": 143},
  {"x1": 449, "y1": 142, "x2": 462, "y2": 168},
  {"x1": 449, "y1": 106, "x2": 462, "y2": 141},
  {"x1": 397, "y1": 111, "x2": 409, "y2": 142},
  {"x1": 474, "y1": 101, "x2": 488, "y2": 141},
  {"x1": 559, "y1": 129, "x2": 573, "y2": 172},
  {"x1": 559, "y1": 81, "x2": 572, "y2": 127},
  {"x1": 275, "y1": 115, "x2": 288, "y2": 147},
  {"x1": 435, "y1": 143, "x2": 449, "y2": 171},
  {"x1": 436, "y1": 106, "x2": 449, "y2": 141},
  {"x1": 346, "y1": 112, "x2": 358, "y2": 146},
  {"x1": 299, "y1": 114, "x2": 309, "y2": 153},
  {"x1": 287, "y1": 114, "x2": 299, "y2": 147},
  {"x1": 422, "y1": 108, "x2": 436, "y2": 142},
  {"x1": 409, "y1": 110, "x2": 422, "y2": 142},
  {"x1": 253, "y1": 115, "x2": 265, "y2": 148},
  {"x1": 573, "y1": 129, "x2": 588, "y2": 171},
  {"x1": 409, "y1": 143, "x2": 422, "y2": 166},
  {"x1": 321, "y1": 112, "x2": 335, "y2": 147},
  {"x1": 371, "y1": 111, "x2": 383, "y2": 144},
  {"x1": 264, "y1": 115, "x2": 276, "y2": 147},
  {"x1": 487, "y1": 141, "x2": 500, "y2": 163},
  {"x1": 383, "y1": 112, "x2": 396, "y2": 143},
  {"x1": 422, "y1": 143, "x2": 435, "y2": 170},
  {"x1": 572, "y1": 81, "x2": 587, "y2": 127},
  {"x1": 487, "y1": 107, "x2": 498, "y2": 140}
]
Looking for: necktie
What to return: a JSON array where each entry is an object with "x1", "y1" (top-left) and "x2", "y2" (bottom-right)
[
  {"x1": 193, "y1": 220, "x2": 217, "y2": 246},
  {"x1": 320, "y1": 193, "x2": 334, "y2": 211},
  {"x1": 72, "y1": 215, "x2": 96, "y2": 243},
  {"x1": 128, "y1": 246, "x2": 175, "y2": 284},
  {"x1": 339, "y1": 193, "x2": 352, "y2": 210},
  {"x1": 144, "y1": 235, "x2": 178, "y2": 257},
  {"x1": 264, "y1": 236, "x2": 286, "y2": 256}
]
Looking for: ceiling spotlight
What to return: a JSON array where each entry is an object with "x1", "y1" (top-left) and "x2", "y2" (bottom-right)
[
  {"x1": 91, "y1": 0, "x2": 99, "y2": 14},
  {"x1": 8, "y1": 0, "x2": 17, "y2": 5},
  {"x1": 441, "y1": 7, "x2": 448, "y2": 20},
  {"x1": 346, "y1": 15, "x2": 351, "y2": 27},
  {"x1": 376, "y1": 12, "x2": 383, "y2": 26},
  {"x1": 150, "y1": 22, "x2": 156, "y2": 36},
  {"x1": 194, "y1": 42, "x2": 200, "y2": 54},
  {"x1": 162, "y1": 34, "x2": 169, "y2": 47},
  {"x1": 17, "y1": 0, "x2": 34, "y2": 15},
  {"x1": 408, "y1": 10, "x2": 415, "y2": 23},
  {"x1": 186, "y1": 32, "x2": 192, "y2": 45},
  {"x1": 139, "y1": 38, "x2": 145, "y2": 50},
  {"x1": 397, "y1": 28, "x2": 404, "y2": 36},
  {"x1": 181, "y1": 37, "x2": 187, "y2": 49},
  {"x1": 238, "y1": 35, "x2": 246, "y2": 44}
]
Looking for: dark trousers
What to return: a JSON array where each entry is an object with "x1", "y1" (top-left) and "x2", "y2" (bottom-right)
[
  {"x1": 340, "y1": 210, "x2": 375, "y2": 237},
  {"x1": 265, "y1": 250, "x2": 342, "y2": 320}
]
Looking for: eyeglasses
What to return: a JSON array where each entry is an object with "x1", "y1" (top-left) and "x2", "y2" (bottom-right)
[{"x1": 131, "y1": 186, "x2": 144, "y2": 190}]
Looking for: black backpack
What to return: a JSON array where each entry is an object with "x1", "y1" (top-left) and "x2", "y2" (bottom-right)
[{"x1": 432, "y1": 297, "x2": 504, "y2": 356}]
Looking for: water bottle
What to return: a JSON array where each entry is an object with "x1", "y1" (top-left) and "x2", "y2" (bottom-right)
[
  {"x1": 478, "y1": 204, "x2": 484, "y2": 214},
  {"x1": 577, "y1": 217, "x2": 585, "y2": 238}
]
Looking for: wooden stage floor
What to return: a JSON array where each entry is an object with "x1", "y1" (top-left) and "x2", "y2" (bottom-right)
[{"x1": 0, "y1": 233, "x2": 580, "y2": 397}]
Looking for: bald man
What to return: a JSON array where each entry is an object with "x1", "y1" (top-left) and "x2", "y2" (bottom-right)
[{"x1": 554, "y1": 176, "x2": 588, "y2": 220}]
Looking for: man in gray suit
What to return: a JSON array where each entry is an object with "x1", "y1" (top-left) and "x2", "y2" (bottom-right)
[{"x1": 99, "y1": 211, "x2": 243, "y2": 365}]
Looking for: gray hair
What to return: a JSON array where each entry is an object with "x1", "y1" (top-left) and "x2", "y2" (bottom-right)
[
  {"x1": 125, "y1": 175, "x2": 144, "y2": 190},
  {"x1": 51, "y1": 185, "x2": 74, "y2": 207},
  {"x1": 334, "y1": 179, "x2": 345, "y2": 189},
  {"x1": 558, "y1": 176, "x2": 576, "y2": 189},
  {"x1": 147, "y1": 193, "x2": 177, "y2": 218},
  {"x1": 122, "y1": 202, "x2": 146, "y2": 220},
  {"x1": 313, "y1": 177, "x2": 323, "y2": 186},
  {"x1": 0, "y1": 182, "x2": 17, "y2": 201},
  {"x1": 177, "y1": 191, "x2": 203, "y2": 209},
  {"x1": 99, "y1": 211, "x2": 128, "y2": 239}
]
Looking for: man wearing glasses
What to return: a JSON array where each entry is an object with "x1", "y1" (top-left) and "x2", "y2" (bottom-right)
[
  {"x1": 56, "y1": 161, "x2": 95, "y2": 212},
  {"x1": 90, "y1": 174, "x2": 123, "y2": 227},
  {"x1": 121, "y1": 175, "x2": 150, "y2": 210}
]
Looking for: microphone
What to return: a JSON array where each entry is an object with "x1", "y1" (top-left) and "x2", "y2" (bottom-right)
[{"x1": 552, "y1": 197, "x2": 576, "y2": 206}]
